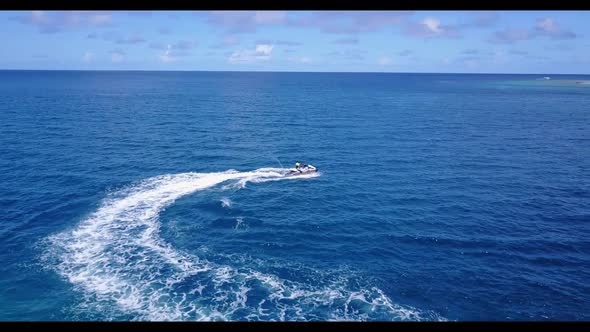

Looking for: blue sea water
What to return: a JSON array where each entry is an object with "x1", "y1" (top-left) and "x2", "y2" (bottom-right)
[{"x1": 0, "y1": 71, "x2": 589, "y2": 321}]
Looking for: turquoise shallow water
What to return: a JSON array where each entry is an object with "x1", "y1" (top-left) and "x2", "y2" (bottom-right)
[{"x1": 0, "y1": 71, "x2": 589, "y2": 321}]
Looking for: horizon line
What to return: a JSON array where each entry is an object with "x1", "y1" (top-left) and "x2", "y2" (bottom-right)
[{"x1": 1, "y1": 69, "x2": 589, "y2": 75}]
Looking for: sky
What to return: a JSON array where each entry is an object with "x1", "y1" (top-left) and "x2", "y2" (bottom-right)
[{"x1": 1, "y1": 10, "x2": 589, "y2": 73}]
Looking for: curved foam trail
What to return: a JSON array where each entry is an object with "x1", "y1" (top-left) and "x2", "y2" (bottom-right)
[{"x1": 46, "y1": 168, "x2": 443, "y2": 321}]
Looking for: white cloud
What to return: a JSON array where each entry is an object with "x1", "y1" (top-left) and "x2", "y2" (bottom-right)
[
  {"x1": 534, "y1": 17, "x2": 576, "y2": 39},
  {"x1": 536, "y1": 18, "x2": 558, "y2": 33},
  {"x1": 17, "y1": 10, "x2": 112, "y2": 33},
  {"x1": 223, "y1": 35, "x2": 240, "y2": 45},
  {"x1": 300, "y1": 56, "x2": 312, "y2": 63},
  {"x1": 254, "y1": 11, "x2": 286, "y2": 24},
  {"x1": 422, "y1": 17, "x2": 443, "y2": 34},
  {"x1": 159, "y1": 44, "x2": 175, "y2": 63},
  {"x1": 89, "y1": 14, "x2": 111, "y2": 26},
  {"x1": 404, "y1": 16, "x2": 460, "y2": 38},
  {"x1": 208, "y1": 11, "x2": 286, "y2": 33},
  {"x1": 255, "y1": 44, "x2": 273, "y2": 54},
  {"x1": 378, "y1": 56, "x2": 393, "y2": 66},
  {"x1": 30, "y1": 11, "x2": 48, "y2": 24},
  {"x1": 229, "y1": 44, "x2": 274, "y2": 64},
  {"x1": 82, "y1": 51, "x2": 93, "y2": 62},
  {"x1": 489, "y1": 28, "x2": 531, "y2": 44},
  {"x1": 111, "y1": 51, "x2": 124, "y2": 63},
  {"x1": 489, "y1": 17, "x2": 576, "y2": 44}
]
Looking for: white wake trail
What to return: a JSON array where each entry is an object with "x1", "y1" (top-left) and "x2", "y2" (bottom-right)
[{"x1": 45, "y1": 167, "x2": 442, "y2": 321}]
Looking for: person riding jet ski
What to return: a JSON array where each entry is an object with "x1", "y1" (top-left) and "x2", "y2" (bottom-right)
[
  {"x1": 291, "y1": 161, "x2": 316, "y2": 174},
  {"x1": 295, "y1": 161, "x2": 306, "y2": 171}
]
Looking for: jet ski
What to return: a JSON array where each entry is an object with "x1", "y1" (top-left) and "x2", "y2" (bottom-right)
[{"x1": 287, "y1": 164, "x2": 317, "y2": 176}]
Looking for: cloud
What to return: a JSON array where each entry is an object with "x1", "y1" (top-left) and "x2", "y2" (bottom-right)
[
  {"x1": 209, "y1": 35, "x2": 240, "y2": 49},
  {"x1": 536, "y1": 18, "x2": 560, "y2": 34},
  {"x1": 288, "y1": 11, "x2": 412, "y2": 34},
  {"x1": 492, "y1": 50, "x2": 510, "y2": 65},
  {"x1": 127, "y1": 11, "x2": 152, "y2": 17},
  {"x1": 328, "y1": 49, "x2": 367, "y2": 61},
  {"x1": 571, "y1": 55, "x2": 590, "y2": 65},
  {"x1": 15, "y1": 11, "x2": 55, "y2": 33},
  {"x1": 535, "y1": 17, "x2": 576, "y2": 39},
  {"x1": 29, "y1": 11, "x2": 49, "y2": 25},
  {"x1": 172, "y1": 40, "x2": 198, "y2": 50},
  {"x1": 283, "y1": 49, "x2": 296, "y2": 53},
  {"x1": 101, "y1": 31, "x2": 120, "y2": 41},
  {"x1": 456, "y1": 55, "x2": 481, "y2": 62},
  {"x1": 256, "y1": 39, "x2": 301, "y2": 46},
  {"x1": 254, "y1": 11, "x2": 286, "y2": 24},
  {"x1": 378, "y1": 56, "x2": 393, "y2": 66},
  {"x1": 397, "y1": 49, "x2": 413, "y2": 56},
  {"x1": 153, "y1": 40, "x2": 197, "y2": 62},
  {"x1": 228, "y1": 44, "x2": 273, "y2": 64},
  {"x1": 300, "y1": 56, "x2": 312, "y2": 63},
  {"x1": 544, "y1": 43, "x2": 574, "y2": 51},
  {"x1": 404, "y1": 17, "x2": 461, "y2": 38},
  {"x1": 509, "y1": 49, "x2": 529, "y2": 55},
  {"x1": 423, "y1": 17, "x2": 443, "y2": 34},
  {"x1": 471, "y1": 12, "x2": 499, "y2": 27},
  {"x1": 88, "y1": 13, "x2": 111, "y2": 26},
  {"x1": 208, "y1": 11, "x2": 286, "y2": 33},
  {"x1": 459, "y1": 57, "x2": 481, "y2": 69},
  {"x1": 288, "y1": 56, "x2": 312, "y2": 64},
  {"x1": 111, "y1": 50, "x2": 124, "y2": 63},
  {"x1": 488, "y1": 17, "x2": 576, "y2": 44},
  {"x1": 160, "y1": 45, "x2": 175, "y2": 63},
  {"x1": 87, "y1": 32, "x2": 98, "y2": 39},
  {"x1": 256, "y1": 44, "x2": 273, "y2": 53},
  {"x1": 401, "y1": 12, "x2": 497, "y2": 40},
  {"x1": 158, "y1": 27, "x2": 171, "y2": 35},
  {"x1": 333, "y1": 37, "x2": 359, "y2": 44},
  {"x1": 448, "y1": 12, "x2": 499, "y2": 31},
  {"x1": 151, "y1": 40, "x2": 197, "y2": 51},
  {"x1": 456, "y1": 49, "x2": 497, "y2": 63},
  {"x1": 82, "y1": 52, "x2": 93, "y2": 62},
  {"x1": 223, "y1": 35, "x2": 240, "y2": 45},
  {"x1": 275, "y1": 40, "x2": 302, "y2": 46},
  {"x1": 462, "y1": 48, "x2": 480, "y2": 55},
  {"x1": 149, "y1": 42, "x2": 165, "y2": 50},
  {"x1": 115, "y1": 36, "x2": 146, "y2": 45},
  {"x1": 14, "y1": 10, "x2": 112, "y2": 33},
  {"x1": 488, "y1": 28, "x2": 531, "y2": 44}
]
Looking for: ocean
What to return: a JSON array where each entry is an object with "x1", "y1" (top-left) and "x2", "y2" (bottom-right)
[{"x1": 0, "y1": 71, "x2": 588, "y2": 321}]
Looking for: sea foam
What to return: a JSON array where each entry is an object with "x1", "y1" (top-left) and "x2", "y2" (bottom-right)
[{"x1": 45, "y1": 168, "x2": 442, "y2": 321}]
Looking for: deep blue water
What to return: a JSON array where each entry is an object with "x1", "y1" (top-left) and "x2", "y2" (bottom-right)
[{"x1": 1, "y1": 71, "x2": 589, "y2": 321}]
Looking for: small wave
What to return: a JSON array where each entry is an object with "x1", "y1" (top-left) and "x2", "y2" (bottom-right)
[
  {"x1": 44, "y1": 167, "x2": 441, "y2": 321},
  {"x1": 220, "y1": 197, "x2": 232, "y2": 208},
  {"x1": 234, "y1": 217, "x2": 246, "y2": 230}
]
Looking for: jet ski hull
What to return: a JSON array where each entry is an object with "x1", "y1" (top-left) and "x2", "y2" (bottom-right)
[{"x1": 287, "y1": 165, "x2": 317, "y2": 176}]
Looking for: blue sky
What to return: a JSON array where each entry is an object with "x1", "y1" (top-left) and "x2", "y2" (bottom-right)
[{"x1": 1, "y1": 10, "x2": 589, "y2": 73}]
